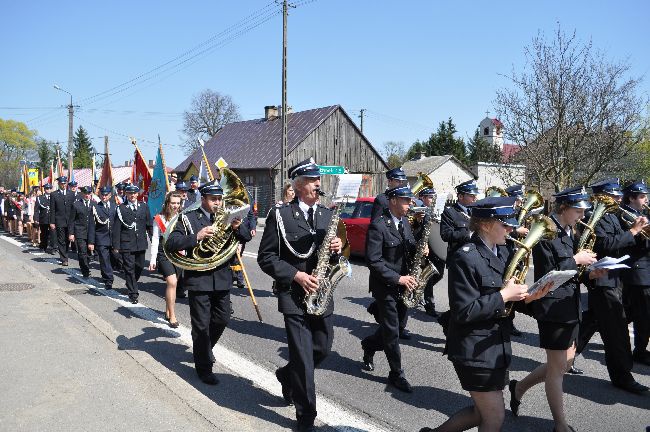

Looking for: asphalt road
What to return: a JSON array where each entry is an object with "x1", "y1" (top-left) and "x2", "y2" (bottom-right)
[{"x1": 4, "y1": 229, "x2": 649, "y2": 431}]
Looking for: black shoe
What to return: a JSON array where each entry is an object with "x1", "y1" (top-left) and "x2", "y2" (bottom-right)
[
  {"x1": 508, "y1": 379, "x2": 521, "y2": 416},
  {"x1": 362, "y1": 345, "x2": 375, "y2": 372},
  {"x1": 296, "y1": 420, "x2": 315, "y2": 432},
  {"x1": 275, "y1": 368, "x2": 293, "y2": 405},
  {"x1": 419, "y1": 428, "x2": 435, "y2": 432},
  {"x1": 236, "y1": 282, "x2": 245, "y2": 289},
  {"x1": 82, "y1": 272, "x2": 90, "y2": 278},
  {"x1": 388, "y1": 374, "x2": 413, "y2": 393},
  {"x1": 61, "y1": 261, "x2": 69, "y2": 266},
  {"x1": 424, "y1": 304, "x2": 439, "y2": 318},
  {"x1": 399, "y1": 330, "x2": 412, "y2": 340},
  {"x1": 130, "y1": 298, "x2": 138, "y2": 304},
  {"x1": 510, "y1": 325, "x2": 522, "y2": 337},
  {"x1": 566, "y1": 365, "x2": 584, "y2": 375},
  {"x1": 198, "y1": 372, "x2": 219, "y2": 385},
  {"x1": 613, "y1": 380, "x2": 649, "y2": 394},
  {"x1": 632, "y1": 350, "x2": 650, "y2": 366}
]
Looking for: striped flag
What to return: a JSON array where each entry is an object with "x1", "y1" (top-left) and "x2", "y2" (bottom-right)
[{"x1": 147, "y1": 141, "x2": 169, "y2": 218}]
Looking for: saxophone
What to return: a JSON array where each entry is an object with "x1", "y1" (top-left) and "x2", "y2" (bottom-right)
[
  {"x1": 401, "y1": 202, "x2": 440, "y2": 308},
  {"x1": 304, "y1": 201, "x2": 352, "y2": 315}
]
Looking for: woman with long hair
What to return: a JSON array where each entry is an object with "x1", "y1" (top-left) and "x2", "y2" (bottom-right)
[
  {"x1": 280, "y1": 182, "x2": 295, "y2": 204},
  {"x1": 148, "y1": 191, "x2": 183, "y2": 328},
  {"x1": 509, "y1": 187, "x2": 607, "y2": 432},
  {"x1": 420, "y1": 196, "x2": 550, "y2": 432}
]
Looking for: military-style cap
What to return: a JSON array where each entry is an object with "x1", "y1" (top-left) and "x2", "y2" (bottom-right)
[
  {"x1": 456, "y1": 179, "x2": 479, "y2": 195},
  {"x1": 10, "y1": 188, "x2": 16, "y2": 193},
  {"x1": 288, "y1": 158, "x2": 320, "y2": 179},
  {"x1": 116, "y1": 183, "x2": 125, "y2": 190},
  {"x1": 623, "y1": 180, "x2": 648, "y2": 195},
  {"x1": 418, "y1": 187, "x2": 436, "y2": 197},
  {"x1": 57, "y1": 176, "x2": 68, "y2": 183},
  {"x1": 386, "y1": 185, "x2": 414, "y2": 199},
  {"x1": 385, "y1": 167, "x2": 407, "y2": 181},
  {"x1": 68, "y1": 180, "x2": 78, "y2": 187},
  {"x1": 189, "y1": 175, "x2": 198, "y2": 183},
  {"x1": 468, "y1": 196, "x2": 519, "y2": 227},
  {"x1": 79, "y1": 186, "x2": 91, "y2": 194},
  {"x1": 590, "y1": 178, "x2": 623, "y2": 196},
  {"x1": 553, "y1": 186, "x2": 591, "y2": 209},
  {"x1": 124, "y1": 184, "x2": 140, "y2": 193},
  {"x1": 100, "y1": 186, "x2": 112, "y2": 195},
  {"x1": 17, "y1": 191, "x2": 24, "y2": 196},
  {"x1": 199, "y1": 181, "x2": 223, "y2": 196},
  {"x1": 175, "y1": 181, "x2": 189, "y2": 191},
  {"x1": 505, "y1": 184, "x2": 525, "y2": 197},
  {"x1": 44, "y1": 183, "x2": 52, "y2": 190}
]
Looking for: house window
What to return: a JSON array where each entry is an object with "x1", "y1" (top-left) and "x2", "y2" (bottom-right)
[
  {"x1": 483, "y1": 127, "x2": 489, "y2": 136},
  {"x1": 244, "y1": 175, "x2": 254, "y2": 186}
]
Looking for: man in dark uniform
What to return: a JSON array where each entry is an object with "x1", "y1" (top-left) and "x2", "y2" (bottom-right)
[
  {"x1": 187, "y1": 175, "x2": 200, "y2": 204},
  {"x1": 176, "y1": 181, "x2": 192, "y2": 209},
  {"x1": 68, "y1": 186, "x2": 94, "y2": 278},
  {"x1": 257, "y1": 158, "x2": 344, "y2": 432},
  {"x1": 49, "y1": 176, "x2": 76, "y2": 265},
  {"x1": 619, "y1": 180, "x2": 650, "y2": 367},
  {"x1": 88, "y1": 186, "x2": 117, "y2": 289},
  {"x1": 166, "y1": 182, "x2": 251, "y2": 385},
  {"x1": 370, "y1": 167, "x2": 409, "y2": 221},
  {"x1": 112, "y1": 184, "x2": 153, "y2": 304},
  {"x1": 577, "y1": 178, "x2": 649, "y2": 394},
  {"x1": 34, "y1": 183, "x2": 55, "y2": 254},
  {"x1": 114, "y1": 183, "x2": 125, "y2": 205},
  {"x1": 361, "y1": 185, "x2": 419, "y2": 393},
  {"x1": 68, "y1": 180, "x2": 81, "y2": 201},
  {"x1": 412, "y1": 187, "x2": 445, "y2": 317}
]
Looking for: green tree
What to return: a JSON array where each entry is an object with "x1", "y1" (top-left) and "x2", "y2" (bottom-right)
[
  {"x1": 405, "y1": 140, "x2": 427, "y2": 160},
  {"x1": 36, "y1": 138, "x2": 56, "y2": 174},
  {"x1": 467, "y1": 128, "x2": 502, "y2": 164},
  {"x1": 425, "y1": 118, "x2": 467, "y2": 163},
  {"x1": 73, "y1": 125, "x2": 95, "y2": 168},
  {"x1": 0, "y1": 118, "x2": 37, "y2": 186},
  {"x1": 381, "y1": 141, "x2": 406, "y2": 168}
]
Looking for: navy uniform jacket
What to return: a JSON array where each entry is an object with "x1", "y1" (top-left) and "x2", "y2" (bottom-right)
[
  {"x1": 111, "y1": 202, "x2": 153, "y2": 252},
  {"x1": 370, "y1": 192, "x2": 389, "y2": 221},
  {"x1": 440, "y1": 203, "x2": 472, "y2": 258},
  {"x1": 366, "y1": 209, "x2": 417, "y2": 296},
  {"x1": 446, "y1": 234, "x2": 512, "y2": 369},
  {"x1": 592, "y1": 213, "x2": 635, "y2": 288},
  {"x1": 88, "y1": 201, "x2": 116, "y2": 247},
  {"x1": 531, "y1": 215, "x2": 581, "y2": 324},
  {"x1": 166, "y1": 207, "x2": 251, "y2": 292},
  {"x1": 258, "y1": 200, "x2": 338, "y2": 316},
  {"x1": 33, "y1": 194, "x2": 51, "y2": 225},
  {"x1": 49, "y1": 189, "x2": 76, "y2": 226},
  {"x1": 619, "y1": 206, "x2": 650, "y2": 286},
  {"x1": 68, "y1": 200, "x2": 93, "y2": 240},
  {"x1": 186, "y1": 189, "x2": 199, "y2": 204}
]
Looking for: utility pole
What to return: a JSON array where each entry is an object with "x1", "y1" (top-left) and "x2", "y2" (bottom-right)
[
  {"x1": 280, "y1": 0, "x2": 295, "y2": 191},
  {"x1": 359, "y1": 109, "x2": 366, "y2": 134},
  {"x1": 53, "y1": 85, "x2": 77, "y2": 179}
]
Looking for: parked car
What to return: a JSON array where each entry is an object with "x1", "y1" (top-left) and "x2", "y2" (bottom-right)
[{"x1": 338, "y1": 197, "x2": 375, "y2": 256}]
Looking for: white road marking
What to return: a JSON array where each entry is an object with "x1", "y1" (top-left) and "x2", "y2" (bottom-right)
[{"x1": 1, "y1": 234, "x2": 389, "y2": 432}]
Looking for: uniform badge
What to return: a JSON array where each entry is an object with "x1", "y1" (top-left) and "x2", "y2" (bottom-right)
[
  {"x1": 462, "y1": 246, "x2": 470, "y2": 252},
  {"x1": 295, "y1": 211, "x2": 300, "y2": 217}
]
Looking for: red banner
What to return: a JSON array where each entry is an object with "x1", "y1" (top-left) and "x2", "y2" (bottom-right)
[{"x1": 133, "y1": 146, "x2": 152, "y2": 201}]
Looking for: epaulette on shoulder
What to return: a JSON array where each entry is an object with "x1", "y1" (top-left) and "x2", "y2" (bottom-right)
[{"x1": 460, "y1": 243, "x2": 476, "y2": 253}]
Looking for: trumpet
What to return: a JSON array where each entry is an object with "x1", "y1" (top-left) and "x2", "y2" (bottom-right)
[{"x1": 619, "y1": 205, "x2": 650, "y2": 239}]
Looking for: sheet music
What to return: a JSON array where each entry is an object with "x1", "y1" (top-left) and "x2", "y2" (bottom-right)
[
  {"x1": 527, "y1": 270, "x2": 577, "y2": 296},
  {"x1": 587, "y1": 255, "x2": 630, "y2": 271}
]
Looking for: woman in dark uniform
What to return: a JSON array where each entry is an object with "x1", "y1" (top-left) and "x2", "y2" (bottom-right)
[
  {"x1": 420, "y1": 196, "x2": 551, "y2": 432},
  {"x1": 508, "y1": 187, "x2": 606, "y2": 432},
  {"x1": 148, "y1": 191, "x2": 183, "y2": 328}
]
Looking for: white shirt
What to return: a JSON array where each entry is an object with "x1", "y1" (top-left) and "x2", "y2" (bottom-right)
[
  {"x1": 457, "y1": 203, "x2": 469, "y2": 215},
  {"x1": 388, "y1": 210, "x2": 402, "y2": 229},
  {"x1": 298, "y1": 199, "x2": 318, "y2": 226},
  {"x1": 478, "y1": 235, "x2": 498, "y2": 256}
]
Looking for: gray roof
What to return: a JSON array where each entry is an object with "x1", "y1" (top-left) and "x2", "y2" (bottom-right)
[
  {"x1": 176, "y1": 105, "x2": 340, "y2": 172},
  {"x1": 402, "y1": 154, "x2": 476, "y2": 178}
]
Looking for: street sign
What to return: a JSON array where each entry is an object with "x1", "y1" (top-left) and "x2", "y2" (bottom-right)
[{"x1": 318, "y1": 165, "x2": 345, "y2": 175}]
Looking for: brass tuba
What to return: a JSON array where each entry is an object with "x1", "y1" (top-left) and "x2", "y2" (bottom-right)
[
  {"x1": 163, "y1": 167, "x2": 250, "y2": 271},
  {"x1": 411, "y1": 172, "x2": 434, "y2": 196},
  {"x1": 500, "y1": 214, "x2": 557, "y2": 317},
  {"x1": 518, "y1": 190, "x2": 544, "y2": 225},
  {"x1": 485, "y1": 186, "x2": 508, "y2": 198},
  {"x1": 577, "y1": 194, "x2": 618, "y2": 253}
]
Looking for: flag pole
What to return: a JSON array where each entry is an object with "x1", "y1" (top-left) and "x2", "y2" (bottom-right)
[
  {"x1": 158, "y1": 135, "x2": 170, "y2": 192},
  {"x1": 198, "y1": 138, "x2": 215, "y2": 182}
]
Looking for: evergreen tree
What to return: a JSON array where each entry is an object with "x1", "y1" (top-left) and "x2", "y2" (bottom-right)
[
  {"x1": 425, "y1": 118, "x2": 467, "y2": 163},
  {"x1": 73, "y1": 126, "x2": 95, "y2": 168},
  {"x1": 36, "y1": 138, "x2": 56, "y2": 174},
  {"x1": 405, "y1": 140, "x2": 427, "y2": 160},
  {"x1": 467, "y1": 128, "x2": 503, "y2": 164}
]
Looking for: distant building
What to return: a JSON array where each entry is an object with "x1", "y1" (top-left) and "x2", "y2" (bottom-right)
[
  {"x1": 175, "y1": 105, "x2": 388, "y2": 215},
  {"x1": 402, "y1": 154, "x2": 475, "y2": 203}
]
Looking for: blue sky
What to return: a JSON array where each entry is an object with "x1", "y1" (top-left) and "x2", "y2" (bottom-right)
[{"x1": 2, "y1": 0, "x2": 649, "y2": 168}]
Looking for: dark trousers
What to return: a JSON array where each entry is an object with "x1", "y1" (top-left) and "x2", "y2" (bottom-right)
[
  {"x1": 38, "y1": 223, "x2": 56, "y2": 251},
  {"x1": 55, "y1": 226, "x2": 68, "y2": 262},
  {"x1": 624, "y1": 284, "x2": 650, "y2": 354},
  {"x1": 362, "y1": 291, "x2": 407, "y2": 377},
  {"x1": 188, "y1": 290, "x2": 230, "y2": 374},
  {"x1": 423, "y1": 255, "x2": 445, "y2": 307},
  {"x1": 121, "y1": 251, "x2": 145, "y2": 299},
  {"x1": 278, "y1": 313, "x2": 333, "y2": 424},
  {"x1": 578, "y1": 286, "x2": 633, "y2": 384},
  {"x1": 75, "y1": 238, "x2": 90, "y2": 276},
  {"x1": 96, "y1": 245, "x2": 114, "y2": 286}
]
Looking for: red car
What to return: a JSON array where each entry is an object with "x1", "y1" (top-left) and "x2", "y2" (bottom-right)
[{"x1": 339, "y1": 197, "x2": 375, "y2": 256}]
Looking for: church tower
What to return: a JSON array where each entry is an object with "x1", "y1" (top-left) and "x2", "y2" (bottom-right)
[{"x1": 478, "y1": 115, "x2": 504, "y2": 150}]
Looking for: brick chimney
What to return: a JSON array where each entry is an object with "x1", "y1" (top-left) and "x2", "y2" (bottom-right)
[{"x1": 264, "y1": 105, "x2": 278, "y2": 120}]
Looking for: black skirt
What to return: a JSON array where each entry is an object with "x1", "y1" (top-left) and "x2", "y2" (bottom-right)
[
  {"x1": 453, "y1": 362, "x2": 509, "y2": 392},
  {"x1": 538, "y1": 321, "x2": 579, "y2": 350},
  {"x1": 156, "y1": 237, "x2": 177, "y2": 279}
]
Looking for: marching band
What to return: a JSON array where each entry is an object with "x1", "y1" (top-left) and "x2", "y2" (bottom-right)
[{"x1": 2, "y1": 160, "x2": 649, "y2": 432}]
